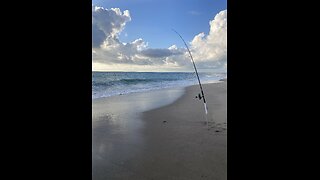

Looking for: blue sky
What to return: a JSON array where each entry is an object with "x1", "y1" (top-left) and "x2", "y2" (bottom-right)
[
  {"x1": 92, "y1": 0, "x2": 226, "y2": 48},
  {"x1": 92, "y1": 0, "x2": 227, "y2": 72}
]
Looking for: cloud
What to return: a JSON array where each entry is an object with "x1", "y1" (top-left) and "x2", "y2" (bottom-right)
[
  {"x1": 140, "y1": 48, "x2": 184, "y2": 58},
  {"x1": 92, "y1": 6, "x2": 227, "y2": 72},
  {"x1": 92, "y1": 6, "x2": 131, "y2": 47},
  {"x1": 190, "y1": 10, "x2": 227, "y2": 70},
  {"x1": 93, "y1": 38, "x2": 149, "y2": 65}
]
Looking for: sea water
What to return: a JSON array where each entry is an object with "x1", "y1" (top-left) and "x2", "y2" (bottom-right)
[{"x1": 92, "y1": 72, "x2": 226, "y2": 99}]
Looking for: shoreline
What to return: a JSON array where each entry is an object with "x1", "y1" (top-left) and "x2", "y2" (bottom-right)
[
  {"x1": 92, "y1": 81, "x2": 222, "y2": 101},
  {"x1": 92, "y1": 82, "x2": 227, "y2": 180},
  {"x1": 92, "y1": 80, "x2": 223, "y2": 101}
]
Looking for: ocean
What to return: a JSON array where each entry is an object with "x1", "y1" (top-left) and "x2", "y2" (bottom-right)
[{"x1": 92, "y1": 72, "x2": 226, "y2": 99}]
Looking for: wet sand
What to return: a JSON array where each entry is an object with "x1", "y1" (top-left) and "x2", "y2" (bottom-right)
[{"x1": 92, "y1": 82, "x2": 227, "y2": 180}]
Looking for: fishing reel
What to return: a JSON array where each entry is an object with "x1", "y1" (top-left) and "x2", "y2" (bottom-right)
[{"x1": 195, "y1": 93, "x2": 203, "y2": 100}]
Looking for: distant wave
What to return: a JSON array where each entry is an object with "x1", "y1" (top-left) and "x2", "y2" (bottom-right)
[
  {"x1": 92, "y1": 72, "x2": 226, "y2": 99},
  {"x1": 93, "y1": 78, "x2": 177, "y2": 86},
  {"x1": 119, "y1": 78, "x2": 176, "y2": 83}
]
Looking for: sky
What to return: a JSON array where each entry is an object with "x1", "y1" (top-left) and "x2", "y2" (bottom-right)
[{"x1": 92, "y1": 0, "x2": 227, "y2": 72}]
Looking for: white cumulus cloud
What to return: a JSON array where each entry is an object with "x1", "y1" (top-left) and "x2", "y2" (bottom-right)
[
  {"x1": 92, "y1": 6, "x2": 131, "y2": 47},
  {"x1": 92, "y1": 5, "x2": 227, "y2": 72},
  {"x1": 190, "y1": 10, "x2": 227, "y2": 70}
]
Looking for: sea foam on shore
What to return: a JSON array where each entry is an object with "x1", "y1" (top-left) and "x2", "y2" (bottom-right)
[{"x1": 92, "y1": 72, "x2": 226, "y2": 99}]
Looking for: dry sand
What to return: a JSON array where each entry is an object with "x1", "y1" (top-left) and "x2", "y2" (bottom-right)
[{"x1": 92, "y1": 82, "x2": 227, "y2": 180}]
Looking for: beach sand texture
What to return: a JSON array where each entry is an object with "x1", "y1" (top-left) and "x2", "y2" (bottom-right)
[{"x1": 92, "y1": 82, "x2": 227, "y2": 180}]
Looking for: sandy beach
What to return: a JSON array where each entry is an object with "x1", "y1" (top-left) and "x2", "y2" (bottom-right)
[{"x1": 92, "y1": 82, "x2": 227, "y2": 180}]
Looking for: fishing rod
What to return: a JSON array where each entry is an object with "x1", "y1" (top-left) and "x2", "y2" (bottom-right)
[{"x1": 172, "y1": 29, "x2": 209, "y2": 126}]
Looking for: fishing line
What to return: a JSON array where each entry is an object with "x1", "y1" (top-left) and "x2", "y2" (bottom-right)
[{"x1": 172, "y1": 29, "x2": 209, "y2": 128}]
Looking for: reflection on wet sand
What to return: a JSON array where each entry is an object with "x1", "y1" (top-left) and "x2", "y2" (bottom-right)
[{"x1": 92, "y1": 88, "x2": 184, "y2": 179}]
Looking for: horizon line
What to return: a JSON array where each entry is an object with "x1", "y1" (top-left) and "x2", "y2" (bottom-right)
[{"x1": 92, "y1": 70, "x2": 227, "y2": 73}]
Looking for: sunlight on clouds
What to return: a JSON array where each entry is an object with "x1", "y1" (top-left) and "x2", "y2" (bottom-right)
[
  {"x1": 190, "y1": 10, "x2": 227, "y2": 69},
  {"x1": 92, "y1": 5, "x2": 227, "y2": 72},
  {"x1": 93, "y1": 62, "x2": 184, "y2": 72}
]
